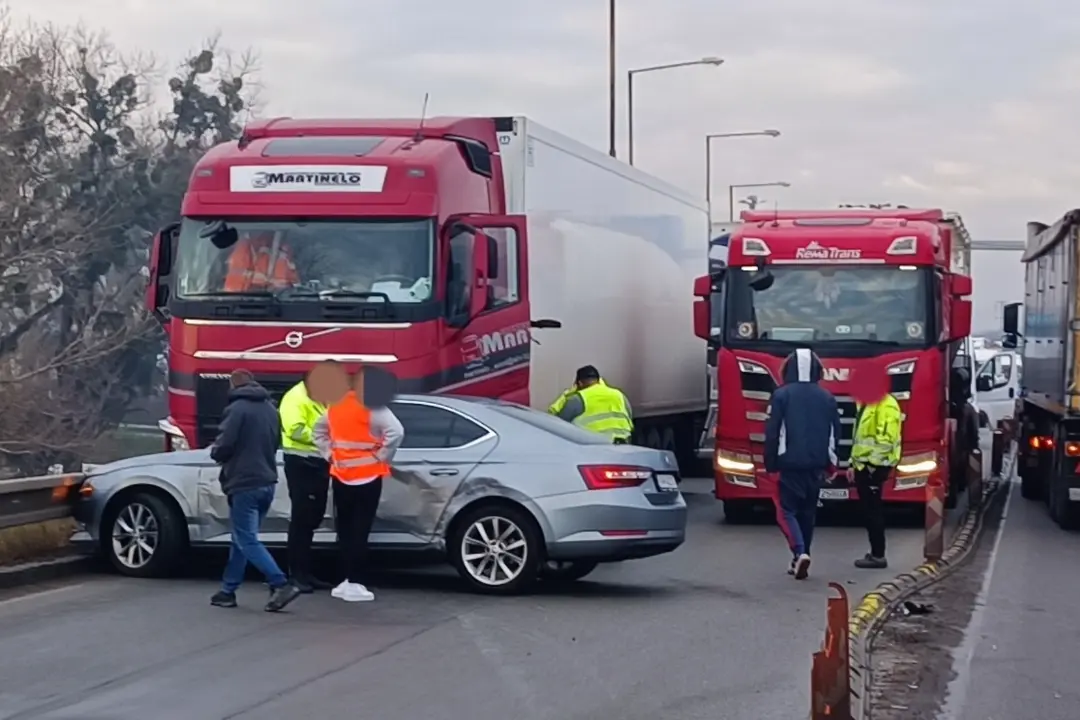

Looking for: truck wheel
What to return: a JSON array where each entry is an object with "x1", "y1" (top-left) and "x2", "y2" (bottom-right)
[
  {"x1": 944, "y1": 480, "x2": 958, "y2": 510},
  {"x1": 449, "y1": 504, "x2": 541, "y2": 595},
  {"x1": 1020, "y1": 471, "x2": 1042, "y2": 500},
  {"x1": 102, "y1": 491, "x2": 186, "y2": 578},
  {"x1": 723, "y1": 500, "x2": 756, "y2": 524}
]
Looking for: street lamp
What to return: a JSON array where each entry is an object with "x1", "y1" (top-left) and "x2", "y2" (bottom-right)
[
  {"x1": 627, "y1": 56, "x2": 724, "y2": 166},
  {"x1": 607, "y1": 0, "x2": 616, "y2": 157},
  {"x1": 728, "y1": 182, "x2": 791, "y2": 221},
  {"x1": 704, "y1": 130, "x2": 780, "y2": 221}
]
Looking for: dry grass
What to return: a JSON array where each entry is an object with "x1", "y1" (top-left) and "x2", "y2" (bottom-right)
[{"x1": 0, "y1": 518, "x2": 79, "y2": 566}]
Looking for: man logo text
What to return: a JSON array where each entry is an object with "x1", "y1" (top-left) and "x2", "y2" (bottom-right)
[{"x1": 822, "y1": 367, "x2": 850, "y2": 382}]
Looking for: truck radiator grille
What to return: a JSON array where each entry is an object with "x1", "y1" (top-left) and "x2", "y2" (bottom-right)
[{"x1": 194, "y1": 373, "x2": 305, "y2": 448}]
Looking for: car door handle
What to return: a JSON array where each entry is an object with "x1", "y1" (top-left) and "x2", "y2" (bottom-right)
[
  {"x1": 429, "y1": 468, "x2": 459, "y2": 477},
  {"x1": 1008, "y1": 388, "x2": 1015, "y2": 398}
]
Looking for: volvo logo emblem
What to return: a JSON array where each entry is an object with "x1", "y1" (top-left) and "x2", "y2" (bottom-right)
[{"x1": 284, "y1": 331, "x2": 304, "y2": 349}]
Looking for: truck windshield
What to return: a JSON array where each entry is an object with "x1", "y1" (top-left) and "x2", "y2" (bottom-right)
[
  {"x1": 174, "y1": 218, "x2": 435, "y2": 302},
  {"x1": 726, "y1": 265, "x2": 931, "y2": 346}
]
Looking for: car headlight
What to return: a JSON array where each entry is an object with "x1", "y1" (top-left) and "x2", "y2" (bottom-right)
[{"x1": 158, "y1": 418, "x2": 190, "y2": 451}]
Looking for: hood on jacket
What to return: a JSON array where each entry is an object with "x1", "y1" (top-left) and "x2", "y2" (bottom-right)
[
  {"x1": 227, "y1": 382, "x2": 272, "y2": 404},
  {"x1": 781, "y1": 348, "x2": 823, "y2": 384}
]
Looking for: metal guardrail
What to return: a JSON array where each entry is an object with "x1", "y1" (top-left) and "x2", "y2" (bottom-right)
[{"x1": 0, "y1": 473, "x2": 85, "y2": 530}]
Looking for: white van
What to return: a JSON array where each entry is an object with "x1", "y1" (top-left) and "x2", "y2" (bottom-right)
[{"x1": 975, "y1": 349, "x2": 1021, "y2": 428}]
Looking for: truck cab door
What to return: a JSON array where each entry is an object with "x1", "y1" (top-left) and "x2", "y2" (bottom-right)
[{"x1": 441, "y1": 215, "x2": 535, "y2": 404}]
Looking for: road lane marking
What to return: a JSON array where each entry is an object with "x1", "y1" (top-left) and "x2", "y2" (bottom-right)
[
  {"x1": 940, "y1": 477, "x2": 1014, "y2": 718},
  {"x1": 0, "y1": 582, "x2": 89, "y2": 609}
]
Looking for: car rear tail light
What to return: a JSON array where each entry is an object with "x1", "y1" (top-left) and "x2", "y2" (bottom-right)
[
  {"x1": 578, "y1": 465, "x2": 653, "y2": 490},
  {"x1": 1065, "y1": 442, "x2": 1080, "y2": 457}
]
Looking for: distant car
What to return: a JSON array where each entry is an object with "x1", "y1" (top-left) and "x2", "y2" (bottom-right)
[{"x1": 73, "y1": 395, "x2": 687, "y2": 594}]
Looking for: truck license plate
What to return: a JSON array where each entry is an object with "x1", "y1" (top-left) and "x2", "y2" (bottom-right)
[
  {"x1": 655, "y1": 474, "x2": 679, "y2": 491},
  {"x1": 819, "y1": 488, "x2": 849, "y2": 500}
]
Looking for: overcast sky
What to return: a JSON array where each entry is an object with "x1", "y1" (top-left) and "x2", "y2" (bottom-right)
[{"x1": 13, "y1": 0, "x2": 1078, "y2": 244}]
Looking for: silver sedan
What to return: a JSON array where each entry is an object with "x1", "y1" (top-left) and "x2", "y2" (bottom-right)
[{"x1": 74, "y1": 395, "x2": 687, "y2": 594}]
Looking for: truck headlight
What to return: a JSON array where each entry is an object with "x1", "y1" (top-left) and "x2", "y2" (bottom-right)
[
  {"x1": 715, "y1": 450, "x2": 755, "y2": 474},
  {"x1": 894, "y1": 452, "x2": 936, "y2": 490}
]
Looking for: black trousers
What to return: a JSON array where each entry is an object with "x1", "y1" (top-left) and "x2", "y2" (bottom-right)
[
  {"x1": 333, "y1": 477, "x2": 383, "y2": 584},
  {"x1": 284, "y1": 454, "x2": 330, "y2": 580},
  {"x1": 854, "y1": 465, "x2": 890, "y2": 558}
]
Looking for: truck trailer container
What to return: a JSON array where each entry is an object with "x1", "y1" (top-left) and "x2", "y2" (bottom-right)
[
  {"x1": 146, "y1": 116, "x2": 710, "y2": 471},
  {"x1": 1005, "y1": 209, "x2": 1080, "y2": 527},
  {"x1": 691, "y1": 208, "x2": 974, "y2": 522}
]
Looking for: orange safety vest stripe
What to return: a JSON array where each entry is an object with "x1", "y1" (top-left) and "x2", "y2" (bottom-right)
[{"x1": 326, "y1": 391, "x2": 390, "y2": 484}]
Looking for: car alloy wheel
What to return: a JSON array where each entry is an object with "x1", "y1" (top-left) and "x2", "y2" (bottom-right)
[
  {"x1": 111, "y1": 501, "x2": 160, "y2": 570},
  {"x1": 460, "y1": 515, "x2": 529, "y2": 587}
]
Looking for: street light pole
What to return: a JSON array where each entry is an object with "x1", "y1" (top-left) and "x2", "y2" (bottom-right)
[
  {"x1": 627, "y1": 57, "x2": 723, "y2": 166},
  {"x1": 704, "y1": 130, "x2": 780, "y2": 222},
  {"x1": 607, "y1": 0, "x2": 616, "y2": 157},
  {"x1": 727, "y1": 182, "x2": 791, "y2": 221}
]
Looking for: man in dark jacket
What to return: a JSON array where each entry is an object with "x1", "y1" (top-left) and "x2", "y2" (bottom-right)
[
  {"x1": 764, "y1": 348, "x2": 842, "y2": 580},
  {"x1": 209, "y1": 369, "x2": 300, "y2": 612}
]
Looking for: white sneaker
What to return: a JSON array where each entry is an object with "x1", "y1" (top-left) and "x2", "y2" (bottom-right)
[
  {"x1": 333, "y1": 581, "x2": 374, "y2": 602},
  {"x1": 794, "y1": 553, "x2": 811, "y2": 580}
]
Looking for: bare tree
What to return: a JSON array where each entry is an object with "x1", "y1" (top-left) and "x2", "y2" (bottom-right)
[{"x1": 0, "y1": 14, "x2": 259, "y2": 475}]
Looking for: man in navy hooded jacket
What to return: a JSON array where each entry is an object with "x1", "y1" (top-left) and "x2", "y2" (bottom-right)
[{"x1": 764, "y1": 348, "x2": 842, "y2": 580}]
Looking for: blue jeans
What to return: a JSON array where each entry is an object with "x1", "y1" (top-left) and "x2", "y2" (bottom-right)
[{"x1": 222, "y1": 486, "x2": 288, "y2": 593}]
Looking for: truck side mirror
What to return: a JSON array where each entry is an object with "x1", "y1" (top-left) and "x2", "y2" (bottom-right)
[
  {"x1": 692, "y1": 275, "x2": 711, "y2": 298},
  {"x1": 146, "y1": 223, "x2": 179, "y2": 323},
  {"x1": 693, "y1": 299, "x2": 710, "y2": 341},
  {"x1": 976, "y1": 375, "x2": 993, "y2": 393},
  {"x1": 1003, "y1": 302, "x2": 1021, "y2": 335},
  {"x1": 950, "y1": 299, "x2": 972, "y2": 341},
  {"x1": 950, "y1": 273, "x2": 972, "y2": 297}
]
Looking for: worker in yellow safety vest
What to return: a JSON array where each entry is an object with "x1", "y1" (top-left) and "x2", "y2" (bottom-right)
[
  {"x1": 849, "y1": 384, "x2": 903, "y2": 571},
  {"x1": 279, "y1": 370, "x2": 332, "y2": 593},
  {"x1": 549, "y1": 365, "x2": 634, "y2": 443}
]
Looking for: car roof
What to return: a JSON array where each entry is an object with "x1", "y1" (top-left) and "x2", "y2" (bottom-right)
[{"x1": 392, "y1": 393, "x2": 524, "y2": 411}]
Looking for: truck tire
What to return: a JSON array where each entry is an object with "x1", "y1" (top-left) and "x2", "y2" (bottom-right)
[{"x1": 1020, "y1": 471, "x2": 1042, "y2": 500}]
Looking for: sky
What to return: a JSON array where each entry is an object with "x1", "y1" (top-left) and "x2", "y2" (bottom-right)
[{"x1": 8, "y1": 0, "x2": 1076, "y2": 298}]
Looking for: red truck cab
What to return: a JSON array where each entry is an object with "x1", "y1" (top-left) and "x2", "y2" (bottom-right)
[
  {"x1": 691, "y1": 209, "x2": 972, "y2": 521},
  {"x1": 146, "y1": 117, "x2": 535, "y2": 449}
]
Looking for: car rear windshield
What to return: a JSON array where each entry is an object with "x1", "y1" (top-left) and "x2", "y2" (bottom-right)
[{"x1": 490, "y1": 403, "x2": 613, "y2": 445}]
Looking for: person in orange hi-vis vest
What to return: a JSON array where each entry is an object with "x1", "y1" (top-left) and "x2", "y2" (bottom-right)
[
  {"x1": 312, "y1": 368, "x2": 404, "y2": 603},
  {"x1": 223, "y1": 232, "x2": 299, "y2": 292}
]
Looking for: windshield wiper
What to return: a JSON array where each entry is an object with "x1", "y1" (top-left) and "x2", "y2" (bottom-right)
[
  {"x1": 183, "y1": 291, "x2": 277, "y2": 300},
  {"x1": 288, "y1": 289, "x2": 392, "y2": 303}
]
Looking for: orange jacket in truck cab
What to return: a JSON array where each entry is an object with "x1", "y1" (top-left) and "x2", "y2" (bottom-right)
[{"x1": 224, "y1": 234, "x2": 299, "y2": 291}]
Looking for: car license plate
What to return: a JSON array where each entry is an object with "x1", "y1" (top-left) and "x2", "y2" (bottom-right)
[
  {"x1": 655, "y1": 474, "x2": 679, "y2": 491},
  {"x1": 819, "y1": 488, "x2": 849, "y2": 500}
]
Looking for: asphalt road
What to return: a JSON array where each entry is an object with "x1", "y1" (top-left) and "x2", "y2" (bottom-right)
[
  {"x1": 944, "y1": 480, "x2": 1080, "y2": 720},
  {"x1": 0, "y1": 479, "x2": 930, "y2": 720}
]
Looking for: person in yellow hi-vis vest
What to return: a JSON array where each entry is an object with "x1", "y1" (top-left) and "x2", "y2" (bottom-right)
[
  {"x1": 849, "y1": 371, "x2": 903, "y2": 571},
  {"x1": 549, "y1": 365, "x2": 634, "y2": 443},
  {"x1": 279, "y1": 370, "x2": 331, "y2": 593}
]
